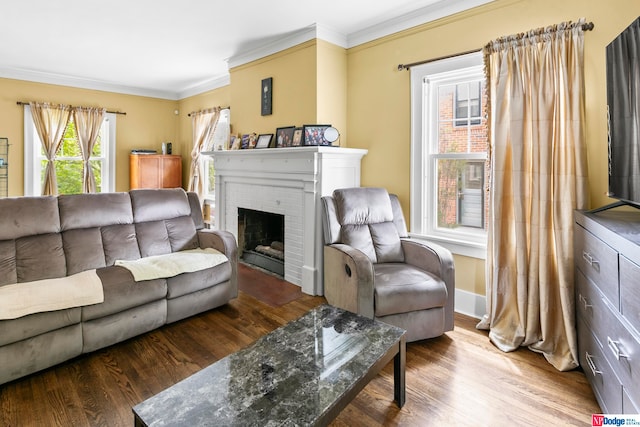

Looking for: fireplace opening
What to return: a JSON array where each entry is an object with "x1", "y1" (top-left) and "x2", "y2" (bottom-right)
[{"x1": 237, "y1": 208, "x2": 284, "y2": 276}]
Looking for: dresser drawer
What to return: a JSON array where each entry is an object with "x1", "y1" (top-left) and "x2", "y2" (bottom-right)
[
  {"x1": 620, "y1": 255, "x2": 640, "y2": 334},
  {"x1": 576, "y1": 269, "x2": 620, "y2": 347},
  {"x1": 623, "y1": 388, "x2": 640, "y2": 414},
  {"x1": 605, "y1": 312, "x2": 640, "y2": 404},
  {"x1": 578, "y1": 317, "x2": 622, "y2": 413},
  {"x1": 575, "y1": 224, "x2": 619, "y2": 309}
]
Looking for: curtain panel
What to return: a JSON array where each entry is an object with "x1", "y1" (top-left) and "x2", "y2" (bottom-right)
[
  {"x1": 478, "y1": 20, "x2": 589, "y2": 371},
  {"x1": 29, "y1": 102, "x2": 72, "y2": 196},
  {"x1": 73, "y1": 107, "x2": 106, "y2": 193},
  {"x1": 188, "y1": 108, "x2": 221, "y2": 200}
]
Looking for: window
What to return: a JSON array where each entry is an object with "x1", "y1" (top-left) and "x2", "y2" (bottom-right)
[
  {"x1": 410, "y1": 52, "x2": 488, "y2": 258},
  {"x1": 455, "y1": 81, "x2": 482, "y2": 126},
  {"x1": 24, "y1": 107, "x2": 116, "y2": 196}
]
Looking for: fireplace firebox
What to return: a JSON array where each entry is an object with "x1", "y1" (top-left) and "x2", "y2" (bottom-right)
[{"x1": 238, "y1": 208, "x2": 284, "y2": 276}]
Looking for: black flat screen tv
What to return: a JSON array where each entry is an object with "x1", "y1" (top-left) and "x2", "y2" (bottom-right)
[{"x1": 606, "y1": 17, "x2": 640, "y2": 210}]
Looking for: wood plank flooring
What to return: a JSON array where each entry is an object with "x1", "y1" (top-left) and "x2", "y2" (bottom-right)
[{"x1": 0, "y1": 266, "x2": 600, "y2": 426}]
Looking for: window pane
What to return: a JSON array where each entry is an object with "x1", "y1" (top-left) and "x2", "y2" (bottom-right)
[
  {"x1": 437, "y1": 159, "x2": 486, "y2": 229},
  {"x1": 55, "y1": 160, "x2": 83, "y2": 194}
]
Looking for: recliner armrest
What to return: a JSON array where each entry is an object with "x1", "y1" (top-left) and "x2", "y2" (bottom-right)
[
  {"x1": 197, "y1": 229, "x2": 238, "y2": 297},
  {"x1": 401, "y1": 238, "x2": 455, "y2": 331},
  {"x1": 323, "y1": 244, "x2": 375, "y2": 318}
]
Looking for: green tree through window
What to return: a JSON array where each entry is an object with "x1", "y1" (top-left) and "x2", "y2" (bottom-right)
[{"x1": 39, "y1": 118, "x2": 103, "y2": 194}]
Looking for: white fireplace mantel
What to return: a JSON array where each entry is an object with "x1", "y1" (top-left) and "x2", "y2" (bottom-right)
[{"x1": 202, "y1": 147, "x2": 367, "y2": 295}]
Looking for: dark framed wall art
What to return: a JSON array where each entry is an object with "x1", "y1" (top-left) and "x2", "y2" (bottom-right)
[{"x1": 261, "y1": 77, "x2": 273, "y2": 116}]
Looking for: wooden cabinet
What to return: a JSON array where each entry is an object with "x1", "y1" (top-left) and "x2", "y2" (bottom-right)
[
  {"x1": 575, "y1": 209, "x2": 640, "y2": 413},
  {"x1": 130, "y1": 154, "x2": 182, "y2": 189}
]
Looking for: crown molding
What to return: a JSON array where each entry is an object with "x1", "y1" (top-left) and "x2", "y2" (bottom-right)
[
  {"x1": 0, "y1": 66, "x2": 181, "y2": 100},
  {"x1": 226, "y1": 24, "x2": 348, "y2": 70},
  {"x1": 347, "y1": 0, "x2": 495, "y2": 48},
  {"x1": 177, "y1": 74, "x2": 231, "y2": 100}
]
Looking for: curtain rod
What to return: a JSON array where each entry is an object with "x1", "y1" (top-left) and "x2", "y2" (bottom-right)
[
  {"x1": 16, "y1": 101, "x2": 126, "y2": 115},
  {"x1": 397, "y1": 21, "x2": 595, "y2": 71},
  {"x1": 187, "y1": 106, "x2": 230, "y2": 117}
]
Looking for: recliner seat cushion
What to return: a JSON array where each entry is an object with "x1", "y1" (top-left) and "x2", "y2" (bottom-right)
[
  {"x1": 373, "y1": 263, "x2": 448, "y2": 317},
  {"x1": 83, "y1": 266, "x2": 167, "y2": 321}
]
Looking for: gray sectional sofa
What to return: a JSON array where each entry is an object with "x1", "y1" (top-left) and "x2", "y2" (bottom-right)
[{"x1": 0, "y1": 188, "x2": 238, "y2": 385}]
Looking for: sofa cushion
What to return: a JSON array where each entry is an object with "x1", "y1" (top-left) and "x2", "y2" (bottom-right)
[
  {"x1": 102, "y1": 224, "x2": 141, "y2": 265},
  {"x1": 135, "y1": 221, "x2": 172, "y2": 257},
  {"x1": 83, "y1": 266, "x2": 167, "y2": 321},
  {"x1": 0, "y1": 196, "x2": 60, "y2": 241},
  {"x1": 130, "y1": 188, "x2": 191, "y2": 223},
  {"x1": 166, "y1": 262, "x2": 232, "y2": 299},
  {"x1": 0, "y1": 240, "x2": 17, "y2": 286},
  {"x1": 63, "y1": 228, "x2": 107, "y2": 275},
  {"x1": 0, "y1": 307, "x2": 81, "y2": 346},
  {"x1": 374, "y1": 263, "x2": 448, "y2": 317},
  {"x1": 166, "y1": 216, "x2": 199, "y2": 252},
  {"x1": 16, "y1": 234, "x2": 66, "y2": 282},
  {"x1": 58, "y1": 192, "x2": 133, "y2": 230}
]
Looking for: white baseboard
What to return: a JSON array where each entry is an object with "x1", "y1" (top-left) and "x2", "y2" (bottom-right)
[{"x1": 454, "y1": 289, "x2": 486, "y2": 320}]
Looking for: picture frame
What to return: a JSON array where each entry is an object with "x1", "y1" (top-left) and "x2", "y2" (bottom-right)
[
  {"x1": 248, "y1": 133, "x2": 258, "y2": 149},
  {"x1": 240, "y1": 134, "x2": 251, "y2": 149},
  {"x1": 302, "y1": 124, "x2": 332, "y2": 146},
  {"x1": 256, "y1": 133, "x2": 274, "y2": 149},
  {"x1": 275, "y1": 126, "x2": 295, "y2": 147},
  {"x1": 230, "y1": 134, "x2": 241, "y2": 150},
  {"x1": 292, "y1": 127, "x2": 303, "y2": 146},
  {"x1": 261, "y1": 77, "x2": 273, "y2": 116}
]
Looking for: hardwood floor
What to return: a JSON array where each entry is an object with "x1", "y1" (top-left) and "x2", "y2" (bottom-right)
[{"x1": 0, "y1": 266, "x2": 600, "y2": 426}]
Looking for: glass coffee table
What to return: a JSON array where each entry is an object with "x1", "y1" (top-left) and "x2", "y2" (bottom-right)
[{"x1": 133, "y1": 305, "x2": 406, "y2": 426}]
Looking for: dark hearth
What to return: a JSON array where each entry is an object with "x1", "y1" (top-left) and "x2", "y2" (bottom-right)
[{"x1": 238, "y1": 208, "x2": 284, "y2": 276}]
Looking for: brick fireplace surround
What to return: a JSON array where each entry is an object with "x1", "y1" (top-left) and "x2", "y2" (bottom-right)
[{"x1": 204, "y1": 147, "x2": 367, "y2": 295}]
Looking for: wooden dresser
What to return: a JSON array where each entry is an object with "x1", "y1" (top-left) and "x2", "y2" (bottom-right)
[
  {"x1": 130, "y1": 154, "x2": 182, "y2": 189},
  {"x1": 575, "y1": 209, "x2": 640, "y2": 413}
]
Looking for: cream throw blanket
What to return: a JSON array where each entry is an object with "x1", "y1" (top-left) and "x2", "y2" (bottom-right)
[
  {"x1": 115, "y1": 248, "x2": 228, "y2": 281},
  {"x1": 0, "y1": 269, "x2": 104, "y2": 320}
]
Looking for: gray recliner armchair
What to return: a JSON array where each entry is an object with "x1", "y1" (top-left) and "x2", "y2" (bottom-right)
[{"x1": 321, "y1": 187, "x2": 455, "y2": 341}]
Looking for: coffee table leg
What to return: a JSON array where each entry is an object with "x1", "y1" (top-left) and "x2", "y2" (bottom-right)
[{"x1": 394, "y1": 335, "x2": 406, "y2": 408}]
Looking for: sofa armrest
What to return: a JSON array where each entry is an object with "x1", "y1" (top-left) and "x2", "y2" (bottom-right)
[
  {"x1": 324, "y1": 244, "x2": 375, "y2": 319},
  {"x1": 401, "y1": 238, "x2": 455, "y2": 331},
  {"x1": 198, "y1": 229, "x2": 238, "y2": 298}
]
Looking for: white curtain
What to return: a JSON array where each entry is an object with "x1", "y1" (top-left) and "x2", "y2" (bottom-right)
[
  {"x1": 29, "y1": 102, "x2": 72, "y2": 196},
  {"x1": 73, "y1": 107, "x2": 106, "y2": 193},
  {"x1": 477, "y1": 20, "x2": 589, "y2": 371},
  {"x1": 188, "y1": 108, "x2": 221, "y2": 200}
]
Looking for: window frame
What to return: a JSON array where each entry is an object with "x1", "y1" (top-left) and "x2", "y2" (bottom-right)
[
  {"x1": 24, "y1": 107, "x2": 116, "y2": 196},
  {"x1": 410, "y1": 51, "x2": 487, "y2": 259}
]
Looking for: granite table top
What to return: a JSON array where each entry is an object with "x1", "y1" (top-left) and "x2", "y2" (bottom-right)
[{"x1": 132, "y1": 304, "x2": 406, "y2": 426}]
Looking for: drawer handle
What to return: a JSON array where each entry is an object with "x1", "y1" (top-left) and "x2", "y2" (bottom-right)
[
  {"x1": 585, "y1": 352, "x2": 602, "y2": 376},
  {"x1": 607, "y1": 336, "x2": 628, "y2": 360},
  {"x1": 578, "y1": 294, "x2": 592, "y2": 310},
  {"x1": 582, "y1": 251, "x2": 600, "y2": 272}
]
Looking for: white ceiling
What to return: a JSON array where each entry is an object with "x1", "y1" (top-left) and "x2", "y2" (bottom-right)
[{"x1": 0, "y1": 0, "x2": 492, "y2": 100}]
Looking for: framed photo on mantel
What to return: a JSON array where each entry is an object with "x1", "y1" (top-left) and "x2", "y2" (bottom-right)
[{"x1": 302, "y1": 124, "x2": 332, "y2": 146}]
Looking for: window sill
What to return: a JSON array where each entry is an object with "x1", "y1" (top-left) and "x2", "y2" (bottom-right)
[{"x1": 408, "y1": 233, "x2": 486, "y2": 259}]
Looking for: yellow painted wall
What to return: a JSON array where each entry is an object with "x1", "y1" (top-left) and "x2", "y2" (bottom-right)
[
  {"x1": 0, "y1": 78, "x2": 179, "y2": 194},
  {"x1": 316, "y1": 40, "x2": 348, "y2": 143},
  {"x1": 229, "y1": 40, "x2": 318, "y2": 137},
  {"x1": 346, "y1": 0, "x2": 640, "y2": 296}
]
